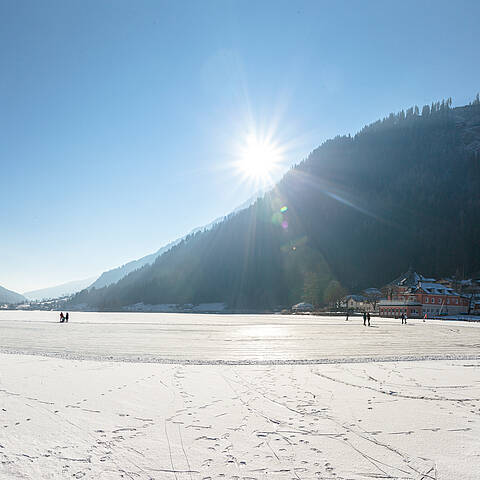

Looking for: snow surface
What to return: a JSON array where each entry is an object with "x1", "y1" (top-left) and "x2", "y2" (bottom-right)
[
  {"x1": 1, "y1": 311, "x2": 480, "y2": 364},
  {"x1": 1, "y1": 312, "x2": 480, "y2": 479},
  {"x1": 1, "y1": 354, "x2": 480, "y2": 479}
]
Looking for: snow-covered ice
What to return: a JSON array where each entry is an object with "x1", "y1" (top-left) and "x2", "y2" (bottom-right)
[
  {"x1": 1, "y1": 311, "x2": 480, "y2": 363},
  {"x1": 1, "y1": 312, "x2": 480, "y2": 479}
]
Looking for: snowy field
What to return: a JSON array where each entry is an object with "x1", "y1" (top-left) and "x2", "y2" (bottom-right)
[{"x1": 1, "y1": 312, "x2": 480, "y2": 479}]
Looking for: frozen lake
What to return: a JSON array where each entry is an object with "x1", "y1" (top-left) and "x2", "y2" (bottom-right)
[
  {"x1": 2, "y1": 312, "x2": 480, "y2": 479},
  {"x1": 1, "y1": 311, "x2": 480, "y2": 363}
]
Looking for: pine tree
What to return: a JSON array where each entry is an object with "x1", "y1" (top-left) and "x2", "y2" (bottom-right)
[
  {"x1": 324, "y1": 280, "x2": 347, "y2": 309},
  {"x1": 302, "y1": 272, "x2": 322, "y2": 306}
]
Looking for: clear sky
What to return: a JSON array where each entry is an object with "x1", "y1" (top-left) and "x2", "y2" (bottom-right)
[{"x1": 1, "y1": 0, "x2": 479, "y2": 293}]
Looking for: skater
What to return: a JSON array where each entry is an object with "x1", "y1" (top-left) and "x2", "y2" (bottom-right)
[
  {"x1": 367, "y1": 312, "x2": 371, "y2": 327},
  {"x1": 59, "y1": 312, "x2": 64, "y2": 323},
  {"x1": 346, "y1": 311, "x2": 349, "y2": 321},
  {"x1": 65, "y1": 312, "x2": 69, "y2": 323},
  {"x1": 363, "y1": 312, "x2": 367, "y2": 326},
  {"x1": 401, "y1": 312, "x2": 407, "y2": 325}
]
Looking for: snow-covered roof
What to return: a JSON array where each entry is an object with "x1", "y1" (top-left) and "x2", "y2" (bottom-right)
[
  {"x1": 345, "y1": 294, "x2": 366, "y2": 302},
  {"x1": 379, "y1": 299, "x2": 421, "y2": 306},
  {"x1": 363, "y1": 288, "x2": 381, "y2": 295},
  {"x1": 392, "y1": 270, "x2": 436, "y2": 288},
  {"x1": 416, "y1": 282, "x2": 459, "y2": 296},
  {"x1": 292, "y1": 302, "x2": 313, "y2": 308}
]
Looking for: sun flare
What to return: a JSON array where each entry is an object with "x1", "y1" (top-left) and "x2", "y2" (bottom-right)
[{"x1": 237, "y1": 134, "x2": 282, "y2": 182}]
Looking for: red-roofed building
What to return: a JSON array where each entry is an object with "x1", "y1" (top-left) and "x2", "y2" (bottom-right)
[{"x1": 378, "y1": 270, "x2": 469, "y2": 318}]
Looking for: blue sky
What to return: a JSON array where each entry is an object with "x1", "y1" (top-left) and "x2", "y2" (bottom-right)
[{"x1": 1, "y1": 0, "x2": 479, "y2": 292}]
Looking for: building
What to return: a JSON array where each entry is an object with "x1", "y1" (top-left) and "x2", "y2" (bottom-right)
[
  {"x1": 470, "y1": 295, "x2": 480, "y2": 315},
  {"x1": 438, "y1": 277, "x2": 480, "y2": 295},
  {"x1": 291, "y1": 302, "x2": 314, "y2": 313},
  {"x1": 341, "y1": 294, "x2": 375, "y2": 312},
  {"x1": 378, "y1": 270, "x2": 470, "y2": 318}
]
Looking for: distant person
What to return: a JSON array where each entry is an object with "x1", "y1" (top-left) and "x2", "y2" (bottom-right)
[
  {"x1": 59, "y1": 312, "x2": 64, "y2": 323},
  {"x1": 346, "y1": 311, "x2": 349, "y2": 321},
  {"x1": 424, "y1": 313, "x2": 427, "y2": 322},
  {"x1": 401, "y1": 313, "x2": 407, "y2": 325},
  {"x1": 367, "y1": 312, "x2": 371, "y2": 326},
  {"x1": 363, "y1": 312, "x2": 367, "y2": 326},
  {"x1": 65, "y1": 312, "x2": 69, "y2": 323}
]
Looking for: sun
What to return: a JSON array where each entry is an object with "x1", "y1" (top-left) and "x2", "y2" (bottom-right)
[{"x1": 237, "y1": 134, "x2": 282, "y2": 182}]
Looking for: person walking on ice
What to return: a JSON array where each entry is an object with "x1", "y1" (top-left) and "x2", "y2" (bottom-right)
[
  {"x1": 363, "y1": 312, "x2": 367, "y2": 326},
  {"x1": 65, "y1": 312, "x2": 69, "y2": 323},
  {"x1": 401, "y1": 312, "x2": 407, "y2": 325},
  {"x1": 367, "y1": 312, "x2": 371, "y2": 326},
  {"x1": 59, "y1": 312, "x2": 64, "y2": 323}
]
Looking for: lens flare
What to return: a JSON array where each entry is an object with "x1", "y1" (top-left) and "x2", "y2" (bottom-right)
[{"x1": 235, "y1": 133, "x2": 283, "y2": 183}]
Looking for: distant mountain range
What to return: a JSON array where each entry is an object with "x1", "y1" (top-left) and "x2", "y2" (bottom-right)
[
  {"x1": 17, "y1": 192, "x2": 266, "y2": 303},
  {"x1": 70, "y1": 98, "x2": 480, "y2": 310},
  {"x1": 23, "y1": 277, "x2": 98, "y2": 301},
  {"x1": 0, "y1": 285, "x2": 26, "y2": 304}
]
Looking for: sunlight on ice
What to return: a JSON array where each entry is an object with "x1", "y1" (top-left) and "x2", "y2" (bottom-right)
[{"x1": 240, "y1": 325, "x2": 289, "y2": 338}]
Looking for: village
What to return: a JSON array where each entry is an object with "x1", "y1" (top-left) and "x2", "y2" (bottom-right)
[{"x1": 293, "y1": 269, "x2": 480, "y2": 318}]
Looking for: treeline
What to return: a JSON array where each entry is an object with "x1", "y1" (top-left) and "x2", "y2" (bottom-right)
[
  {"x1": 357, "y1": 97, "x2": 454, "y2": 137},
  {"x1": 70, "y1": 97, "x2": 480, "y2": 310}
]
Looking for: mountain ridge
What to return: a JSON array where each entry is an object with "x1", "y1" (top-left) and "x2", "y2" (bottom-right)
[
  {"x1": 24, "y1": 277, "x2": 98, "y2": 301},
  {"x1": 70, "y1": 99, "x2": 480, "y2": 310},
  {"x1": 87, "y1": 191, "x2": 267, "y2": 291},
  {"x1": 0, "y1": 285, "x2": 26, "y2": 305}
]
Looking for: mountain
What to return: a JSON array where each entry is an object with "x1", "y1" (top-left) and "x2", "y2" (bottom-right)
[
  {"x1": 70, "y1": 99, "x2": 480, "y2": 310},
  {"x1": 24, "y1": 277, "x2": 98, "y2": 301},
  {"x1": 0, "y1": 285, "x2": 26, "y2": 304},
  {"x1": 88, "y1": 242, "x2": 180, "y2": 291},
  {"x1": 87, "y1": 191, "x2": 267, "y2": 291}
]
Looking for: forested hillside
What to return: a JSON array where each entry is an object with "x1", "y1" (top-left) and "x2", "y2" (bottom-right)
[
  {"x1": 87, "y1": 191, "x2": 263, "y2": 291},
  {"x1": 0, "y1": 285, "x2": 26, "y2": 305},
  {"x1": 70, "y1": 99, "x2": 480, "y2": 310}
]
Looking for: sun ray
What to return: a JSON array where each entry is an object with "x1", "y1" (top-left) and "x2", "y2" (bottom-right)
[{"x1": 234, "y1": 132, "x2": 284, "y2": 187}]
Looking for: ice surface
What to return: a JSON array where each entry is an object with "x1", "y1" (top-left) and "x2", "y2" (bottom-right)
[
  {"x1": 1, "y1": 312, "x2": 480, "y2": 479},
  {"x1": 1, "y1": 311, "x2": 480, "y2": 363}
]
